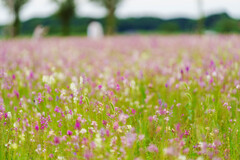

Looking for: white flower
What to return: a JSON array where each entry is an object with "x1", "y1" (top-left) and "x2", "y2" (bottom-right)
[
  {"x1": 127, "y1": 125, "x2": 132, "y2": 130},
  {"x1": 236, "y1": 84, "x2": 240, "y2": 89},
  {"x1": 178, "y1": 155, "x2": 186, "y2": 160},
  {"x1": 130, "y1": 80, "x2": 136, "y2": 89},
  {"x1": 94, "y1": 133, "x2": 102, "y2": 148},
  {"x1": 42, "y1": 75, "x2": 55, "y2": 85},
  {"x1": 19, "y1": 134, "x2": 25, "y2": 141},
  {"x1": 7, "y1": 112, "x2": 12, "y2": 119},
  {"x1": 80, "y1": 128, "x2": 87, "y2": 134},
  {"x1": 196, "y1": 157, "x2": 204, "y2": 160},
  {"x1": 11, "y1": 143, "x2": 18, "y2": 150},
  {"x1": 66, "y1": 114, "x2": 72, "y2": 120},
  {"x1": 79, "y1": 76, "x2": 83, "y2": 86},
  {"x1": 57, "y1": 156, "x2": 65, "y2": 160},
  {"x1": 13, "y1": 122, "x2": 19, "y2": 128},
  {"x1": 70, "y1": 83, "x2": 77, "y2": 93}
]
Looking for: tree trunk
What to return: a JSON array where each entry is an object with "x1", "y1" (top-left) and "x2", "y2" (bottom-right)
[
  {"x1": 197, "y1": 0, "x2": 204, "y2": 34},
  {"x1": 61, "y1": 18, "x2": 70, "y2": 36},
  {"x1": 12, "y1": 11, "x2": 20, "y2": 37},
  {"x1": 106, "y1": 8, "x2": 116, "y2": 35}
]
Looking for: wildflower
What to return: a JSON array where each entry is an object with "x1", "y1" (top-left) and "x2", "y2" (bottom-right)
[
  {"x1": 236, "y1": 84, "x2": 240, "y2": 89},
  {"x1": 54, "y1": 137, "x2": 61, "y2": 145},
  {"x1": 94, "y1": 133, "x2": 102, "y2": 148},
  {"x1": 80, "y1": 128, "x2": 87, "y2": 134},
  {"x1": 57, "y1": 156, "x2": 65, "y2": 160},
  {"x1": 102, "y1": 120, "x2": 107, "y2": 126},
  {"x1": 84, "y1": 150, "x2": 93, "y2": 160},
  {"x1": 184, "y1": 130, "x2": 190, "y2": 136},
  {"x1": 7, "y1": 112, "x2": 12, "y2": 119},
  {"x1": 49, "y1": 154, "x2": 54, "y2": 158},
  {"x1": 19, "y1": 134, "x2": 25, "y2": 141},
  {"x1": 148, "y1": 144, "x2": 158, "y2": 153},
  {"x1": 14, "y1": 90, "x2": 20, "y2": 99},
  {"x1": 42, "y1": 75, "x2": 55, "y2": 85},
  {"x1": 11, "y1": 143, "x2": 18, "y2": 150},
  {"x1": 116, "y1": 84, "x2": 120, "y2": 91},
  {"x1": 164, "y1": 147, "x2": 175, "y2": 155},
  {"x1": 67, "y1": 130, "x2": 72, "y2": 136},
  {"x1": 79, "y1": 76, "x2": 83, "y2": 86},
  {"x1": 113, "y1": 122, "x2": 119, "y2": 130},
  {"x1": 178, "y1": 155, "x2": 186, "y2": 160},
  {"x1": 75, "y1": 120, "x2": 81, "y2": 130},
  {"x1": 131, "y1": 108, "x2": 136, "y2": 115},
  {"x1": 70, "y1": 83, "x2": 77, "y2": 94},
  {"x1": 126, "y1": 133, "x2": 137, "y2": 147},
  {"x1": 138, "y1": 134, "x2": 145, "y2": 141}
]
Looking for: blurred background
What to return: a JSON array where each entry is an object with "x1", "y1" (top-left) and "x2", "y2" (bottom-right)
[{"x1": 0, "y1": 0, "x2": 239, "y2": 37}]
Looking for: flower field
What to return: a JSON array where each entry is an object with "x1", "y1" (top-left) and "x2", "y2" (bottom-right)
[{"x1": 0, "y1": 35, "x2": 240, "y2": 160}]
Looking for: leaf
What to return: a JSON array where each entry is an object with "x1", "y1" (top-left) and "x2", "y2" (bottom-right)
[
  {"x1": 110, "y1": 102, "x2": 115, "y2": 113},
  {"x1": 186, "y1": 93, "x2": 192, "y2": 102},
  {"x1": 85, "y1": 97, "x2": 90, "y2": 106}
]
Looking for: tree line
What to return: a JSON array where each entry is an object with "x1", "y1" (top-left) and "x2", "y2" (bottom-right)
[
  {"x1": 1, "y1": 0, "x2": 238, "y2": 37},
  {"x1": 1, "y1": 0, "x2": 122, "y2": 37}
]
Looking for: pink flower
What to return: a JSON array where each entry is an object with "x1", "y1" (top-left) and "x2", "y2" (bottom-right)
[
  {"x1": 184, "y1": 130, "x2": 190, "y2": 136},
  {"x1": 84, "y1": 150, "x2": 93, "y2": 160},
  {"x1": 164, "y1": 147, "x2": 176, "y2": 155},
  {"x1": 131, "y1": 109, "x2": 136, "y2": 115},
  {"x1": 49, "y1": 154, "x2": 54, "y2": 158},
  {"x1": 54, "y1": 137, "x2": 61, "y2": 145},
  {"x1": 35, "y1": 125, "x2": 39, "y2": 131},
  {"x1": 75, "y1": 120, "x2": 81, "y2": 130},
  {"x1": 67, "y1": 130, "x2": 72, "y2": 136},
  {"x1": 14, "y1": 90, "x2": 20, "y2": 99},
  {"x1": 138, "y1": 134, "x2": 145, "y2": 141},
  {"x1": 116, "y1": 84, "x2": 120, "y2": 91},
  {"x1": 148, "y1": 144, "x2": 158, "y2": 153},
  {"x1": 113, "y1": 122, "x2": 119, "y2": 130},
  {"x1": 148, "y1": 116, "x2": 153, "y2": 122},
  {"x1": 54, "y1": 106, "x2": 60, "y2": 113},
  {"x1": 102, "y1": 120, "x2": 107, "y2": 126}
]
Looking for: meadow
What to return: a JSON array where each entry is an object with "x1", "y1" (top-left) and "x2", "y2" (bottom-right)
[{"x1": 0, "y1": 35, "x2": 240, "y2": 160}]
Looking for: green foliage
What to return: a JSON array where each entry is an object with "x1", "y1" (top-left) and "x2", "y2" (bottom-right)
[
  {"x1": 1, "y1": 12, "x2": 239, "y2": 36},
  {"x1": 215, "y1": 18, "x2": 240, "y2": 33},
  {"x1": 90, "y1": 0, "x2": 122, "y2": 35},
  {"x1": 1, "y1": 0, "x2": 29, "y2": 36},
  {"x1": 52, "y1": 0, "x2": 76, "y2": 35},
  {"x1": 158, "y1": 22, "x2": 180, "y2": 33}
]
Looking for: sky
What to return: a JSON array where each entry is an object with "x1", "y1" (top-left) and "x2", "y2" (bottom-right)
[{"x1": 0, "y1": 0, "x2": 239, "y2": 25}]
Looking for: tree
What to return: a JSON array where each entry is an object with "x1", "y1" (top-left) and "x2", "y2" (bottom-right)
[
  {"x1": 91, "y1": 0, "x2": 121, "y2": 35},
  {"x1": 2, "y1": 0, "x2": 29, "y2": 37},
  {"x1": 53, "y1": 0, "x2": 75, "y2": 36},
  {"x1": 197, "y1": 0, "x2": 204, "y2": 34},
  {"x1": 215, "y1": 18, "x2": 240, "y2": 33}
]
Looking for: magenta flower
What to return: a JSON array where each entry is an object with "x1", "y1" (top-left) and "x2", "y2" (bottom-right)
[
  {"x1": 116, "y1": 84, "x2": 120, "y2": 91},
  {"x1": 35, "y1": 125, "x2": 39, "y2": 131},
  {"x1": 54, "y1": 106, "x2": 60, "y2": 113},
  {"x1": 131, "y1": 109, "x2": 136, "y2": 115},
  {"x1": 75, "y1": 120, "x2": 81, "y2": 130},
  {"x1": 54, "y1": 137, "x2": 61, "y2": 145},
  {"x1": 102, "y1": 120, "x2": 107, "y2": 126},
  {"x1": 14, "y1": 90, "x2": 20, "y2": 99},
  {"x1": 67, "y1": 130, "x2": 73, "y2": 136}
]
